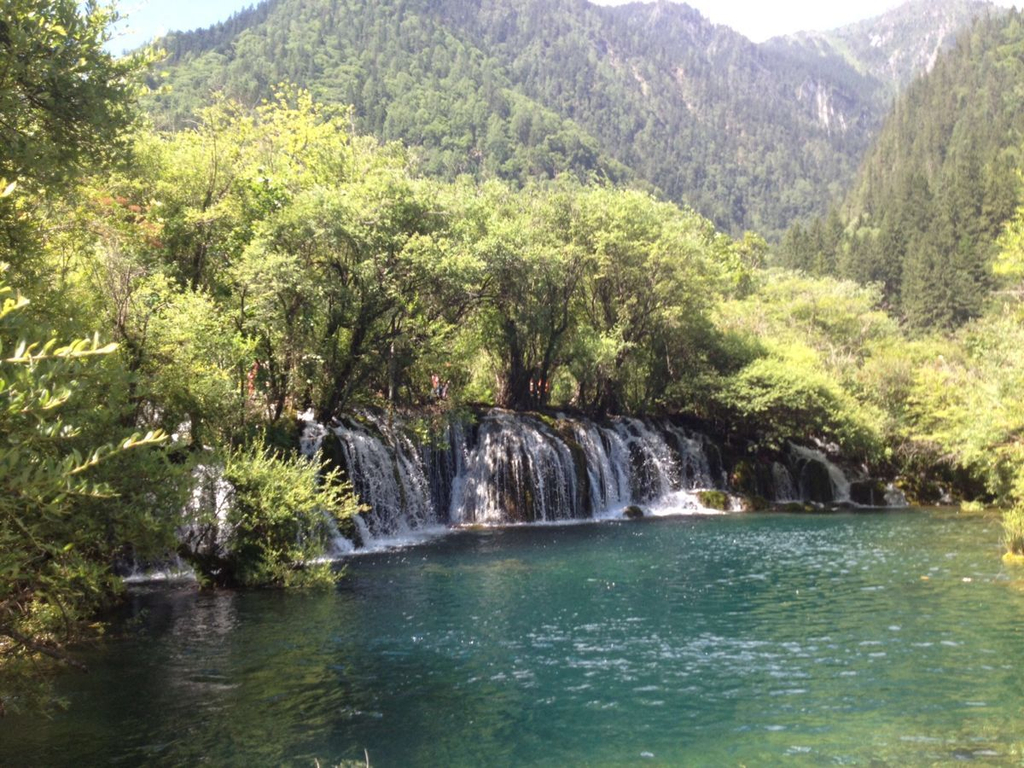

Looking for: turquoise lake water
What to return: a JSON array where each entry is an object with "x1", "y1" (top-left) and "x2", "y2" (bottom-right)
[{"x1": 3, "y1": 509, "x2": 1024, "y2": 765}]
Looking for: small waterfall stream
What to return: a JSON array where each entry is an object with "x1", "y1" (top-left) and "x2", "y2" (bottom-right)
[
  {"x1": 790, "y1": 444, "x2": 852, "y2": 503},
  {"x1": 454, "y1": 411, "x2": 585, "y2": 524},
  {"x1": 772, "y1": 461, "x2": 799, "y2": 502}
]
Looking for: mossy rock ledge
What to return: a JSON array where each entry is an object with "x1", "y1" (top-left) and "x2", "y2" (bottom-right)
[
  {"x1": 623, "y1": 505, "x2": 645, "y2": 520},
  {"x1": 697, "y1": 490, "x2": 729, "y2": 511},
  {"x1": 740, "y1": 494, "x2": 770, "y2": 512}
]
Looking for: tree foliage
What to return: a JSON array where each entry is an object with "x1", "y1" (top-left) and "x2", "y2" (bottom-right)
[
  {"x1": 141, "y1": 0, "x2": 979, "y2": 238},
  {"x1": 0, "y1": 265, "x2": 166, "y2": 716},
  {"x1": 216, "y1": 443, "x2": 358, "y2": 588},
  {"x1": 903, "y1": 201, "x2": 1024, "y2": 522},
  {"x1": 0, "y1": 0, "x2": 145, "y2": 191}
]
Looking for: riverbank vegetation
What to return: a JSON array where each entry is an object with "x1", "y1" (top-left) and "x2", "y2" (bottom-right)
[{"x1": 4, "y1": 0, "x2": 1024, "y2": 716}]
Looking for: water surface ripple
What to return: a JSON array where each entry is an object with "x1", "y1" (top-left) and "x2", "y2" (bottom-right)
[{"x1": 3, "y1": 510, "x2": 1023, "y2": 765}]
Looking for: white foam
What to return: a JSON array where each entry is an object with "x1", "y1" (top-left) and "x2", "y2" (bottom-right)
[{"x1": 122, "y1": 563, "x2": 197, "y2": 584}]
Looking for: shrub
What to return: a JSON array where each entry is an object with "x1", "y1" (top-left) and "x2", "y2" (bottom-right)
[
  {"x1": 216, "y1": 442, "x2": 359, "y2": 587},
  {"x1": 1003, "y1": 506, "x2": 1024, "y2": 556}
]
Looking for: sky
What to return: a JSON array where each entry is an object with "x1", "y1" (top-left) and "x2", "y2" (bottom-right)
[{"x1": 109, "y1": 0, "x2": 1016, "y2": 53}]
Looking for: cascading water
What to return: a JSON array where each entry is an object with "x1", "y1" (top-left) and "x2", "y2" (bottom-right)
[
  {"x1": 790, "y1": 444, "x2": 852, "y2": 504},
  {"x1": 304, "y1": 410, "x2": 740, "y2": 546},
  {"x1": 453, "y1": 411, "x2": 586, "y2": 524},
  {"x1": 174, "y1": 463, "x2": 234, "y2": 561},
  {"x1": 298, "y1": 413, "x2": 328, "y2": 458},
  {"x1": 610, "y1": 418, "x2": 678, "y2": 501},
  {"x1": 771, "y1": 461, "x2": 799, "y2": 502},
  {"x1": 123, "y1": 464, "x2": 233, "y2": 583},
  {"x1": 572, "y1": 421, "x2": 631, "y2": 512},
  {"x1": 324, "y1": 413, "x2": 443, "y2": 542},
  {"x1": 300, "y1": 409, "x2": 892, "y2": 550},
  {"x1": 663, "y1": 424, "x2": 720, "y2": 491},
  {"x1": 295, "y1": 415, "x2": 358, "y2": 556},
  {"x1": 884, "y1": 484, "x2": 908, "y2": 507}
]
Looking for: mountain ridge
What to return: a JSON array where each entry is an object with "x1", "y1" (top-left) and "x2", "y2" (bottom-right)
[
  {"x1": 776, "y1": 7, "x2": 1024, "y2": 330},
  {"x1": 147, "y1": 0, "x2": 1003, "y2": 237},
  {"x1": 769, "y1": 0, "x2": 1001, "y2": 92}
]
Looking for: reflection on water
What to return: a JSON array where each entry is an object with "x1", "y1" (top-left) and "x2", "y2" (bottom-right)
[{"x1": 3, "y1": 510, "x2": 1024, "y2": 765}]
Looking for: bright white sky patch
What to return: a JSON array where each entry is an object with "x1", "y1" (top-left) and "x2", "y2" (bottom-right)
[{"x1": 110, "y1": 0, "x2": 253, "y2": 53}]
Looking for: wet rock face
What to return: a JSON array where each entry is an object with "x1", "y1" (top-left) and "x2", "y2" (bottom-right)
[{"x1": 849, "y1": 479, "x2": 886, "y2": 506}]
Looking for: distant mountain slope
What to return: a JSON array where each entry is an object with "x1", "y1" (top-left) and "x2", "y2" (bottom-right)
[
  {"x1": 767, "y1": 0, "x2": 1001, "y2": 93},
  {"x1": 146, "y1": 0, "x2": 998, "y2": 237},
  {"x1": 777, "y1": 9, "x2": 1024, "y2": 330},
  {"x1": 151, "y1": 0, "x2": 636, "y2": 188}
]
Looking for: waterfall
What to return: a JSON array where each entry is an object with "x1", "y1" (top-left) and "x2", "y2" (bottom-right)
[
  {"x1": 306, "y1": 410, "x2": 729, "y2": 544},
  {"x1": 298, "y1": 414, "x2": 328, "y2": 458},
  {"x1": 121, "y1": 555, "x2": 196, "y2": 584},
  {"x1": 610, "y1": 418, "x2": 678, "y2": 501},
  {"x1": 884, "y1": 483, "x2": 908, "y2": 507},
  {"x1": 572, "y1": 421, "x2": 631, "y2": 511},
  {"x1": 790, "y1": 444, "x2": 851, "y2": 503},
  {"x1": 454, "y1": 411, "x2": 596, "y2": 524},
  {"x1": 299, "y1": 409, "x2": 891, "y2": 550},
  {"x1": 327, "y1": 413, "x2": 442, "y2": 537},
  {"x1": 121, "y1": 463, "x2": 231, "y2": 584},
  {"x1": 771, "y1": 461, "x2": 798, "y2": 502},
  {"x1": 663, "y1": 424, "x2": 718, "y2": 490},
  {"x1": 176, "y1": 463, "x2": 234, "y2": 555}
]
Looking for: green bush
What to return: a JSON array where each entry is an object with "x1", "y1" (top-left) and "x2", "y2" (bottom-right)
[
  {"x1": 217, "y1": 442, "x2": 359, "y2": 587},
  {"x1": 717, "y1": 355, "x2": 878, "y2": 457},
  {"x1": 0, "y1": 270, "x2": 167, "y2": 715},
  {"x1": 1003, "y1": 506, "x2": 1024, "y2": 556}
]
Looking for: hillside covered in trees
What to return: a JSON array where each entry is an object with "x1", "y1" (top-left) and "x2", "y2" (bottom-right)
[
  {"x1": 146, "y1": 0, "x2": 1000, "y2": 239},
  {"x1": 764, "y1": 0, "x2": 992, "y2": 93},
  {"x1": 778, "y1": 9, "x2": 1024, "y2": 330},
  {"x1": 766, "y1": 8, "x2": 1024, "y2": 573}
]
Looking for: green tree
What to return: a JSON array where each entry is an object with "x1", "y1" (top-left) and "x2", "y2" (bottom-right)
[
  {"x1": 713, "y1": 269, "x2": 896, "y2": 457},
  {"x1": 0, "y1": 266, "x2": 165, "y2": 716},
  {"x1": 0, "y1": 0, "x2": 145, "y2": 191},
  {"x1": 572, "y1": 186, "x2": 721, "y2": 413},
  {"x1": 471, "y1": 182, "x2": 590, "y2": 410},
  {"x1": 993, "y1": 193, "x2": 1024, "y2": 304}
]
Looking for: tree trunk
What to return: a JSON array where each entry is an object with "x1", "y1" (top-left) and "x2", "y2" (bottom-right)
[{"x1": 496, "y1": 320, "x2": 532, "y2": 410}]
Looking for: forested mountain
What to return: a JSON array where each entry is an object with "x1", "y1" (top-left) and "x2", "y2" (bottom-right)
[
  {"x1": 766, "y1": 0, "x2": 996, "y2": 94},
  {"x1": 778, "y1": 9, "x2": 1024, "y2": 330},
  {"x1": 146, "y1": 0, "x2": 997, "y2": 238}
]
